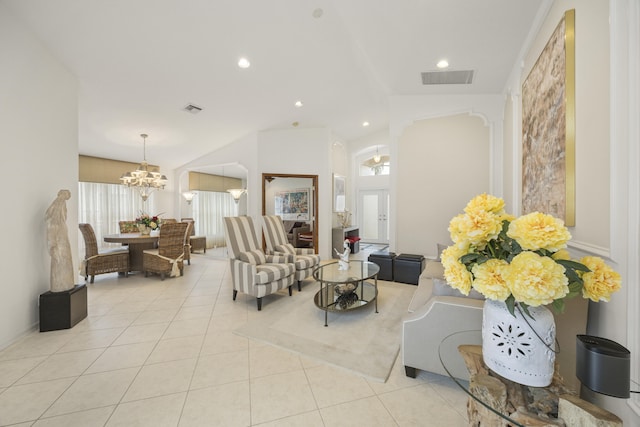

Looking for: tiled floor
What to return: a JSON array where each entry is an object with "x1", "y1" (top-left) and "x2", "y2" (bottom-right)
[{"x1": 0, "y1": 245, "x2": 469, "y2": 426}]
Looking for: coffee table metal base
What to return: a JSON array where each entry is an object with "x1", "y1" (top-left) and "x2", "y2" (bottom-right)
[{"x1": 314, "y1": 281, "x2": 378, "y2": 326}]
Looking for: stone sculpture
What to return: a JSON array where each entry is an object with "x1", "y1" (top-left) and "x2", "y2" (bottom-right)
[{"x1": 45, "y1": 189, "x2": 74, "y2": 292}]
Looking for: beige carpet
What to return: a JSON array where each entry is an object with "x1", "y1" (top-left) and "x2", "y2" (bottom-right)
[{"x1": 234, "y1": 280, "x2": 415, "y2": 383}]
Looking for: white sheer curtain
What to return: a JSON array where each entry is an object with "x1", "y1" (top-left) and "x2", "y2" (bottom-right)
[
  {"x1": 78, "y1": 182, "x2": 156, "y2": 251},
  {"x1": 192, "y1": 191, "x2": 238, "y2": 248}
]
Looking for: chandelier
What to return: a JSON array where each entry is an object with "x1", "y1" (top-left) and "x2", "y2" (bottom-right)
[{"x1": 120, "y1": 133, "x2": 167, "y2": 201}]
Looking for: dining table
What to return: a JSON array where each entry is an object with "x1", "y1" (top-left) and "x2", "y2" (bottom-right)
[{"x1": 103, "y1": 233, "x2": 159, "y2": 272}]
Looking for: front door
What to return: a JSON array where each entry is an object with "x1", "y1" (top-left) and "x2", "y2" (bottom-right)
[{"x1": 357, "y1": 189, "x2": 389, "y2": 244}]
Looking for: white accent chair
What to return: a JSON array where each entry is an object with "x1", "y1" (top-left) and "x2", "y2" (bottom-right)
[
  {"x1": 262, "y1": 215, "x2": 321, "y2": 291},
  {"x1": 224, "y1": 216, "x2": 296, "y2": 310}
]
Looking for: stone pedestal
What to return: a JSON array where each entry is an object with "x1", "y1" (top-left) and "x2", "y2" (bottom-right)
[{"x1": 39, "y1": 284, "x2": 87, "y2": 332}]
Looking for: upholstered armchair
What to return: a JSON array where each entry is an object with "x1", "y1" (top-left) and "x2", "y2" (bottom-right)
[
  {"x1": 79, "y1": 223, "x2": 130, "y2": 283},
  {"x1": 262, "y1": 215, "x2": 320, "y2": 291},
  {"x1": 223, "y1": 216, "x2": 295, "y2": 310},
  {"x1": 142, "y1": 222, "x2": 188, "y2": 280}
]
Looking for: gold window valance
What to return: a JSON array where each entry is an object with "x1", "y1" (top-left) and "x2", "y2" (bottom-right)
[
  {"x1": 79, "y1": 155, "x2": 161, "y2": 184},
  {"x1": 188, "y1": 171, "x2": 241, "y2": 192}
]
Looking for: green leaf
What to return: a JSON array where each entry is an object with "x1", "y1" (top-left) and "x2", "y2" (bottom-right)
[
  {"x1": 568, "y1": 281, "x2": 583, "y2": 293},
  {"x1": 552, "y1": 298, "x2": 566, "y2": 314},
  {"x1": 557, "y1": 259, "x2": 591, "y2": 272},
  {"x1": 519, "y1": 303, "x2": 534, "y2": 320},
  {"x1": 505, "y1": 295, "x2": 516, "y2": 317}
]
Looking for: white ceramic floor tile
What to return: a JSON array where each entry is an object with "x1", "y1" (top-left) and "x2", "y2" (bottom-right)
[
  {"x1": 161, "y1": 318, "x2": 208, "y2": 340},
  {"x1": 131, "y1": 309, "x2": 178, "y2": 326},
  {"x1": 179, "y1": 381, "x2": 250, "y2": 427},
  {"x1": 200, "y1": 330, "x2": 248, "y2": 356},
  {"x1": 147, "y1": 335, "x2": 204, "y2": 364},
  {"x1": 250, "y1": 370, "x2": 317, "y2": 425},
  {"x1": 0, "y1": 377, "x2": 74, "y2": 425},
  {"x1": 367, "y1": 357, "x2": 427, "y2": 395},
  {"x1": 88, "y1": 312, "x2": 140, "y2": 330},
  {"x1": 305, "y1": 363, "x2": 375, "y2": 408},
  {"x1": 182, "y1": 295, "x2": 216, "y2": 307},
  {"x1": 85, "y1": 342, "x2": 156, "y2": 374},
  {"x1": 122, "y1": 358, "x2": 196, "y2": 402},
  {"x1": 173, "y1": 305, "x2": 213, "y2": 321},
  {"x1": 32, "y1": 406, "x2": 115, "y2": 427},
  {"x1": 319, "y1": 396, "x2": 397, "y2": 427},
  {"x1": 0, "y1": 333, "x2": 73, "y2": 361},
  {"x1": 111, "y1": 322, "x2": 169, "y2": 346},
  {"x1": 106, "y1": 392, "x2": 186, "y2": 427},
  {"x1": 150, "y1": 298, "x2": 187, "y2": 310},
  {"x1": 16, "y1": 348, "x2": 103, "y2": 384},
  {"x1": 190, "y1": 350, "x2": 249, "y2": 390},
  {"x1": 43, "y1": 368, "x2": 139, "y2": 418},
  {"x1": 207, "y1": 311, "x2": 248, "y2": 331},
  {"x1": 377, "y1": 383, "x2": 468, "y2": 426},
  {"x1": 55, "y1": 327, "x2": 124, "y2": 353},
  {"x1": 0, "y1": 356, "x2": 47, "y2": 387},
  {"x1": 249, "y1": 344, "x2": 303, "y2": 379},
  {"x1": 253, "y1": 410, "x2": 325, "y2": 427}
]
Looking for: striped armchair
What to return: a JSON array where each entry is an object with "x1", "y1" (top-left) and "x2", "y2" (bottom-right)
[
  {"x1": 262, "y1": 215, "x2": 320, "y2": 291},
  {"x1": 223, "y1": 216, "x2": 296, "y2": 310}
]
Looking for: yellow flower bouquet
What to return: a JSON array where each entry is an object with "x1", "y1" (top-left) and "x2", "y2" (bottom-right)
[{"x1": 442, "y1": 194, "x2": 621, "y2": 316}]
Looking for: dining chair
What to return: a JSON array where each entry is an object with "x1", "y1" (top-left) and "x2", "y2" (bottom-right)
[
  {"x1": 223, "y1": 216, "x2": 295, "y2": 310},
  {"x1": 181, "y1": 217, "x2": 206, "y2": 253},
  {"x1": 182, "y1": 219, "x2": 194, "y2": 265},
  {"x1": 79, "y1": 223, "x2": 130, "y2": 283},
  {"x1": 142, "y1": 222, "x2": 188, "y2": 280},
  {"x1": 262, "y1": 215, "x2": 321, "y2": 291}
]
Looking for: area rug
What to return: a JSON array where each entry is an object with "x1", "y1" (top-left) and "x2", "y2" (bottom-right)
[{"x1": 234, "y1": 280, "x2": 414, "y2": 382}]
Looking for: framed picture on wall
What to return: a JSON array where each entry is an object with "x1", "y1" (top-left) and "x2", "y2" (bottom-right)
[
  {"x1": 521, "y1": 9, "x2": 576, "y2": 226},
  {"x1": 333, "y1": 174, "x2": 345, "y2": 212},
  {"x1": 275, "y1": 188, "x2": 310, "y2": 221}
]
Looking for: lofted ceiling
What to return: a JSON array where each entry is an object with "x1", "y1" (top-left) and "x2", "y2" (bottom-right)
[{"x1": 4, "y1": 0, "x2": 544, "y2": 172}]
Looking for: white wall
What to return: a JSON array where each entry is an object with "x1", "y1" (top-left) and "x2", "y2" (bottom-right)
[
  {"x1": 0, "y1": 4, "x2": 79, "y2": 349},
  {"x1": 395, "y1": 114, "x2": 490, "y2": 258}
]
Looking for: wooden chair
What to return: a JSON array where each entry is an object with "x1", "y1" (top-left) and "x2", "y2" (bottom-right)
[
  {"x1": 223, "y1": 216, "x2": 295, "y2": 310},
  {"x1": 181, "y1": 217, "x2": 206, "y2": 253},
  {"x1": 142, "y1": 222, "x2": 188, "y2": 280},
  {"x1": 262, "y1": 215, "x2": 321, "y2": 291},
  {"x1": 182, "y1": 220, "x2": 194, "y2": 265},
  {"x1": 79, "y1": 223, "x2": 130, "y2": 283}
]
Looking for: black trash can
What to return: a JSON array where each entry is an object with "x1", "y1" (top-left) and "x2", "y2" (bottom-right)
[
  {"x1": 368, "y1": 250, "x2": 396, "y2": 281},
  {"x1": 393, "y1": 253, "x2": 426, "y2": 285}
]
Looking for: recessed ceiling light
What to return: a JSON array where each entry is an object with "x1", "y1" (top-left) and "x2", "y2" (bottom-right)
[
  {"x1": 238, "y1": 57, "x2": 251, "y2": 69},
  {"x1": 362, "y1": 121, "x2": 370, "y2": 127},
  {"x1": 292, "y1": 121, "x2": 299, "y2": 127},
  {"x1": 312, "y1": 8, "x2": 323, "y2": 18},
  {"x1": 295, "y1": 100, "x2": 303, "y2": 108},
  {"x1": 437, "y1": 59, "x2": 449, "y2": 69}
]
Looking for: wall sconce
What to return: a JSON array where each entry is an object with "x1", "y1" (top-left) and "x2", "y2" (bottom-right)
[
  {"x1": 227, "y1": 188, "x2": 246, "y2": 204},
  {"x1": 182, "y1": 191, "x2": 196, "y2": 205}
]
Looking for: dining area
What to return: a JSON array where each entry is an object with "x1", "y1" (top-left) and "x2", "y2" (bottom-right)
[{"x1": 79, "y1": 218, "x2": 197, "y2": 282}]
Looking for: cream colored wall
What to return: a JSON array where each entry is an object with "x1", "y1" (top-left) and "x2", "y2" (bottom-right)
[
  {"x1": 395, "y1": 114, "x2": 490, "y2": 258},
  {"x1": 0, "y1": 4, "x2": 79, "y2": 349}
]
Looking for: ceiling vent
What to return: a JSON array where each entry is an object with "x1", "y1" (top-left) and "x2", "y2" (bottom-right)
[
  {"x1": 183, "y1": 104, "x2": 203, "y2": 114},
  {"x1": 421, "y1": 70, "x2": 474, "y2": 85}
]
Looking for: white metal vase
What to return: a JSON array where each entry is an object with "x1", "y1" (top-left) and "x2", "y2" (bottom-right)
[{"x1": 482, "y1": 299, "x2": 556, "y2": 387}]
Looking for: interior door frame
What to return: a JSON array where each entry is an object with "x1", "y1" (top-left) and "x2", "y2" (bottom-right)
[
  {"x1": 262, "y1": 173, "x2": 319, "y2": 253},
  {"x1": 357, "y1": 188, "x2": 389, "y2": 245}
]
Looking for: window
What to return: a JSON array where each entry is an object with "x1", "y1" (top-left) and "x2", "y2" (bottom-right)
[
  {"x1": 78, "y1": 182, "x2": 155, "y2": 250},
  {"x1": 191, "y1": 191, "x2": 238, "y2": 248}
]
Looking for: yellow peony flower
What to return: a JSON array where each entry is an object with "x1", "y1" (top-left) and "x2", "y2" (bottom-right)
[
  {"x1": 449, "y1": 211, "x2": 502, "y2": 248},
  {"x1": 506, "y1": 251, "x2": 569, "y2": 306},
  {"x1": 464, "y1": 193, "x2": 505, "y2": 215},
  {"x1": 440, "y1": 244, "x2": 468, "y2": 269},
  {"x1": 443, "y1": 257, "x2": 473, "y2": 295},
  {"x1": 507, "y1": 212, "x2": 571, "y2": 252},
  {"x1": 551, "y1": 249, "x2": 571, "y2": 261},
  {"x1": 580, "y1": 256, "x2": 622, "y2": 302},
  {"x1": 471, "y1": 259, "x2": 511, "y2": 301}
]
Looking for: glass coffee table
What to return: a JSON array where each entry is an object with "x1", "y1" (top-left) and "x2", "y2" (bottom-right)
[{"x1": 312, "y1": 260, "x2": 379, "y2": 326}]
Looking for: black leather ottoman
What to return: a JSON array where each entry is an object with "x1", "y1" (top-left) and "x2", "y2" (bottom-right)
[
  {"x1": 393, "y1": 253, "x2": 426, "y2": 285},
  {"x1": 367, "y1": 250, "x2": 396, "y2": 281}
]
